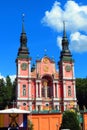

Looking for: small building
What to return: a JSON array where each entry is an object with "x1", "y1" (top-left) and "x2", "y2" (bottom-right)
[
  {"x1": 0, "y1": 108, "x2": 30, "y2": 129},
  {"x1": 82, "y1": 111, "x2": 87, "y2": 130}
]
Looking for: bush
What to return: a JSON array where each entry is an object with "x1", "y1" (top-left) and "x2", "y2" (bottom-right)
[{"x1": 60, "y1": 110, "x2": 81, "y2": 130}]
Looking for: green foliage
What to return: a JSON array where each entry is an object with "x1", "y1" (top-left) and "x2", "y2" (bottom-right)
[
  {"x1": 76, "y1": 78, "x2": 87, "y2": 109},
  {"x1": 0, "y1": 78, "x2": 7, "y2": 109},
  {"x1": 60, "y1": 110, "x2": 81, "y2": 130},
  {"x1": 27, "y1": 119, "x2": 34, "y2": 130},
  {"x1": 6, "y1": 76, "x2": 13, "y2": 101},
  {"x1": 0, "y1": 76, "x2": 16, "y2": 109}
]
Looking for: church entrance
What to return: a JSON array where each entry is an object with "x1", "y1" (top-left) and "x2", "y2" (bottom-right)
[{"x1": 42, "y1": 75, "x2": 53, "y2": 98}]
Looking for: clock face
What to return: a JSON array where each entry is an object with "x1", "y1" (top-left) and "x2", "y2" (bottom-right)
[
  {"x1": 65, "y1": 65, "x2": 71, "y2": 72},
  {"x1": 21, "y1": 63, "x2": 28, "y2": 70}
]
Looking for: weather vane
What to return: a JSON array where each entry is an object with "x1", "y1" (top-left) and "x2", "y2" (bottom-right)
[{"x1": 44, "y1": 49, "x2": 47, "y2": 56}]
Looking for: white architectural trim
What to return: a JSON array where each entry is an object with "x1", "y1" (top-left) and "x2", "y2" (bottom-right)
[
  {"x1": 36, "y1": 80, "x2": 41, "y2": 82},
  {"x1": 72, "y1": 63, "x2": 75, "y2": 78},
  {"x1": 36, "y1": 102, "x2": 42, "y2": 105},
  {"x1": 39, "y1": 82, "x2": 42, "y2": 98},
  {"x1": 53, "y1": 98, "x2": 61, "y2": 101},
  {"x1": 29, "y1": 80, "x2": 31, "y2": 98},
  {"x1": 35, "y1": 98, "x2": 42, "y2": 101},
  {"x1": 53, "y1": 83, "x2": 55, "y2": 98},
  {"x1": 63, "y1": 77, "x2": 75, "y2": 80},
  {"x1": 53, "y1": 81, "x2": 58, "y2": 83},
  {"x1": 56, "y1": 83, "x2": 58, "y2": 98},
  {"x1": 63, "y1": 98, "x2": 77, "y2": 101},
  {"x1": 17, "y1": 98, "x2": 30, "y2": 100},
  {"x1": 63, "y1": 81, "x2": 66, "y2": 98},
  {"x1": 36, "y1": 83, "x2": 38, "y2": 98},
  {"x1": 18, "y1": 82, "x2": 20, "y2": 98},
  {"x1": 18, "y1": 63, "x2": 20, "y2": 75},
  {"x1": 73, "y1": 84, "x2": 76, "y2": 99},
  {"x1": 28, "y1": 60, "x2": 31, "y2": 78},
  {"x1": 17, "y1": 75, "x2": 30, "y2": 78}
]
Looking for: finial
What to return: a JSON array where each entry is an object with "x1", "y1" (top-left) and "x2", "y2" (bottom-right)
[
  {"x1": 36, "y1": 54, "x2": 39, "y2": 59},
  {"x1": 22, "y1": 13, "x2": 25, "y2": 33},
  {"x1": 44, "y1": 49, "x2": 47, "y2": 56},
  {"x1": 52, "y1": 56, "x2": 54, "y2": 61},
  {"x1": 22, "y1": 13, "x2": 25, "y2": 22}
]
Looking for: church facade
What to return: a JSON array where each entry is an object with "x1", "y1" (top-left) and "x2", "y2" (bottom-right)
[{"x1": 16, "y1": 21, "x2": 77, "y2": 112}]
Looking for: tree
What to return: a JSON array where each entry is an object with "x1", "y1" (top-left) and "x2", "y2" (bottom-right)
[
  {"x1": 12, "y1": 79, "x2": 17, "y2": 101},
  {"x1": 27, "y1": 119, "x2": 34, "y2": 130},
  {"x1": 0, "y1": 78, "x2": 6, "y2": 109},
  {"x1": 60, "y1": 110, "x2": 81, "y2": 130},
  {"x1": 76, "y1": 78, "x2": 87, "y2": 109},
  {"x1": 0, "y1": 76, "x2": 16, "y2": 109}
]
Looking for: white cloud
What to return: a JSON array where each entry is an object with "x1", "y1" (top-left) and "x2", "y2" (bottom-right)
[
  {"x1": 70, "y1": 32, "x2": 87, "y2": 52},
  {"x1": 57, "y1": 36, "x2": 62, "y2": 50},
  {"x1": 9, "y1": 75, "x2": 16, "y2": 83},
  {"x1": 0, "y1": 73, "x2": 16, "y2": 83},
  {"x1": 0, "y1": 73, "x2": 5, "y2": 81},
  {"x1": 42, "y1": 0, "x2": 87, "y2": 53},
  {"x1": 42, "y1": 1, "x2": 63, "y2": 32}
]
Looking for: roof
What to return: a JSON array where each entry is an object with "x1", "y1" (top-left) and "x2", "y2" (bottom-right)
[{"x1": 0, "y1": 108, "x2": 30, "y2": 114}]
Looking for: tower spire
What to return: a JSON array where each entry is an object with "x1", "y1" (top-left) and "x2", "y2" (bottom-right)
[
  {"x1": 60, "y1": 21, "x2": 72, "y2": 59},
  {"x1": 62, "y1": 21, "x2": 69, "y2": 51},
  {"x1": 17, "y1": 14, "x2": 29, "y2": 58},
  {"x1": 20, "y1": 13, "x2": 27, "y2": 47}
]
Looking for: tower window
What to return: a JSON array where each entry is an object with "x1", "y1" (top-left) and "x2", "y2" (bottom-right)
[
  {"x1": 23, "y1": 84, "x2": 26, "y2": 96},
  {"x1": 68, "y1": 86, "x2": 72, "y2": 96},
  {"x1": 23, "y1": 103, "x2": 26, "y2": 106},
  {"x1": 46, "y1": 104, "x2": 49, "y2": 106}
]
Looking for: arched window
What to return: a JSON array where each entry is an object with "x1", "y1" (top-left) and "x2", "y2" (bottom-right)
[
  {"x1": 23, "y1": 84, "x2": 26, "y2": 96},
  {"x1": 23, "y1": 102, "x2": 26, "y2": 106},
  {"x1": 68, "y1": 86, "x2": 71, "y2": 96},
  {"x1": 42, "y1": 81, "x2": 51, "y2": 98},
  {"x1": 47, "y1": 86, "x2": 50, "y2": 97},
  {"x1": 42, "y1": 75, "x2": 53, "y2": 98}
]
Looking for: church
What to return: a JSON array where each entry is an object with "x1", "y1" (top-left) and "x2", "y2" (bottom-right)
[{"x1": 16, "y1": 20, "x2": 77, "y2": 112}]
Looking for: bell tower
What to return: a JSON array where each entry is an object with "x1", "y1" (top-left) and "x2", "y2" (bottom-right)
[
  {"x1": 58, "y1": 22, "x2": 77, "y2": 111},
  {"x1": 16, "y1": 15, "x2": 32, "y2": 110}
]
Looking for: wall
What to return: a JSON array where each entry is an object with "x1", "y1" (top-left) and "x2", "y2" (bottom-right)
[{"x1": 28, "y1": 113, "x2": 62, "y2": 130}]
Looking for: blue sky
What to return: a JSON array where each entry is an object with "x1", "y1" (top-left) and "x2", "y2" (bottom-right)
[{"x1": 0, "y1": 0, "x2": 87, "y2": 80}]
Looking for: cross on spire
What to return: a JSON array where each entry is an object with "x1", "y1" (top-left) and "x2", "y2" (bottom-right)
[
  {"x1": 11, "y1": 100, "x2": 16, "y2": 108},
  {"x1": 22, "y1": 13, "x2": 25, "y2": 33},
  {"x1": 22, "y1": 13, "x2": 25, "y2": 22},
  {"x1": 44, "y1": 49, "x2": 47, "y2": 56}
]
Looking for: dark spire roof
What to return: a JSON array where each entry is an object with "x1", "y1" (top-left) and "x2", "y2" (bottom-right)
[
  {"x1": 63, "y1": 21, "x2": 67, "y2": 39},
  {"x1": 62, "y1": 21, "x2": 69, "y2": 51},
  {"x1": 17, "y1": 14, "x2": 29, "y2": 59},
  {"x1": 60, "y1": 21, "x2": 72, "y2": 60}
]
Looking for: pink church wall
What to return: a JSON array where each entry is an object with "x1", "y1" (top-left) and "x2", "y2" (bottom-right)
[{"x1": 19, "y1": 60, "x2": 29, "y2": 76}]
